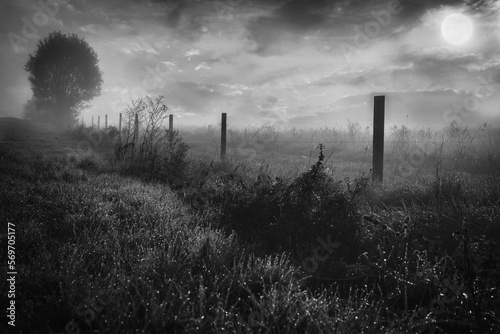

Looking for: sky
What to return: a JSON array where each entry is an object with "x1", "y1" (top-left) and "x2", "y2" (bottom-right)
[{"x1": 1, "y1": 0, "x2": 500, "y2": 129}]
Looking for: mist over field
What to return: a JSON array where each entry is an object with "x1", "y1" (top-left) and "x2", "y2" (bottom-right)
[{"x1": 1, "y1": 0, "x2": 500, "y2": 128}]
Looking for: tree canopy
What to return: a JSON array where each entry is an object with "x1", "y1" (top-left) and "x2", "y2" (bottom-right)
[{"x1": 24, "y1": 31, "x2": 103, "y2": 126}]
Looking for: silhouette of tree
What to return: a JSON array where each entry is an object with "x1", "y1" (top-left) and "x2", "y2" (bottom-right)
[{"x1": 24, "y1": 31, "x2": 103, "y2": 127}]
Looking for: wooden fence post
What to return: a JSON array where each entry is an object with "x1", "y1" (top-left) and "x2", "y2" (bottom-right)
[
  {"x1": 97, "y1": 116, "x2": 100, "y2": 130},
  {"x1": 105, "y1": 114, "x2": 108, "y2": 129},
  {"x1": 169, "y1": 114, "x2": 173, "y2": 132},
  {"x1": 221, "y1": 113, "x2": 227, "y2": 160},
  {"x1": 131, "y1": 113, "x2": 139, "y2": 161},
  {"x1": 91, "y1": 115, "x2": 94, "y2": 128},
  {"x1": 118, "y1": 113, "x2": 122, "y2": 143},
  {"x1": 373, "y1": 95, "x2": 385, "y2": 182}
]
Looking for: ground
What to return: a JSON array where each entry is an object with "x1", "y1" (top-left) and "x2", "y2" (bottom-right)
[{"x1": 1, "y1": 117, "x2": 499, "y2": 333}]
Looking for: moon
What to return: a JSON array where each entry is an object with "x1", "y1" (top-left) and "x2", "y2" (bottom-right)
[{"x1": 441, "y1": 13, "x2": 473, "y2": 45}]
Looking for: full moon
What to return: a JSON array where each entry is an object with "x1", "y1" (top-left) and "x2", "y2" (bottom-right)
[{"x1": 441, "y1": 13, "x2": 473, "y2": 45}]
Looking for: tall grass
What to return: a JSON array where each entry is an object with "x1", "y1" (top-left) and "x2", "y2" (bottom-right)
[{"x1": 1, "y1": 118, "x2": 499, "y2": 333}]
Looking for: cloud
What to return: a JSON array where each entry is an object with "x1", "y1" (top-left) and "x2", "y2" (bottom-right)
[
  {"x1": 244, "y1": 0, "x2": 483, "y2": 56},
  {"x1": 274, "y1": 0, "x2": 330, "y2": 30},
  {"x1": 79, "y1": 23, "x2": 100, "y2": 34},
  {"x1": 185, "y1": 48, "x2": 200, "y2": 59},
  {"x1": 245, "y1": 0, "x2": 334, "y2": 56},
  {"x1": 194, "y1": 62, "x2": 211, "y2": 71},
  {"x1": 1, "y1": 0, "x2": 499, "y2": 128},
  {"x1": 398, "y1": 46, "x2": 482, "y2": 65}
]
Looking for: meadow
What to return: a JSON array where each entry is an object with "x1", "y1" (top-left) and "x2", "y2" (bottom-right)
[{"x1": 1, "y1": 116, "x2": 499, "y2": 333}]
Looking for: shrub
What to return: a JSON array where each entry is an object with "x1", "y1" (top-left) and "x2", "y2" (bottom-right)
[
  {"x1": 195, "y1": 145, "x2": 362, "y2": 280},
  {"x1": 116, "y1": 96, "x2": 190, "y2": 186}
]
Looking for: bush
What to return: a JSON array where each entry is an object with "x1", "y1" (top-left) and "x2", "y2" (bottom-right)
[
  {"x1": 191, "y1": 145, "x2": 362, "y2": 284},
  {"x1": 116, "y1": 96, "x2": 190, "y2": 186}
]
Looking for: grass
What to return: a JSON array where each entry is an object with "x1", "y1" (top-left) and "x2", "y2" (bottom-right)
[{"x1": 1, "y1": 117, "x2": 499, "y2": 333}]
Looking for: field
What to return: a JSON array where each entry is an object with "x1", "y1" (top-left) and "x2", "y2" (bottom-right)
[{"x1": 1, "y1": 117, "x2": 500, "y2": 333}]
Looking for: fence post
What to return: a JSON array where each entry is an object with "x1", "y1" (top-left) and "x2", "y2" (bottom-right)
[
  {"x1": 105, "y1": 114, "x2": 108, "y2": 129},
  {"x1": 97, "y1": 116, "x2": 100, "y2": 130},
  {"x1": 131, "y1": 113, "x2": 139, "y2": 162},
  {"x1": 91, "y1": 115, "x2": 94, "y2": 128},
  {"x1": 372, "y1": 95, "x2": 385, "y2": 182},
  {"x1": 118, "y1": 113, "x2": 122, "y2": 143},
  {"x1": 221, "y1": 113, "x2": 227, "y2": 160},
  {"x1": 169, "y1": 114, "x2": 173, "y2": 132}
]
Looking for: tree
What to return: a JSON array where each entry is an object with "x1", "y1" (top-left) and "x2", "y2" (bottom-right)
[{"x1": 24, "y1": 31, "x2": 103, "y2": 127}]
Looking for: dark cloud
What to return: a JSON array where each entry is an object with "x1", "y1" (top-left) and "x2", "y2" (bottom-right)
[
  {"x1": 246, "y1": 0, "x2": 338, "y2": 56},
  {"x1": 245, "y1": 0, "x2": 474, "y2": 56},
  {"x1": 149, "y1": 0, "x2": 214, "y2": 40},
  {"x1": 395, "y1": 0, "x2": 477, "y2": 22},
  {"x1": 68, "y1": 0, "x2": 483, "y2": 58},
  {"x1": 275, "y1": 0, "x2": 329, "y2": 30},
  {"x1": 164, "y1": 1, "x2": 185, "y2": 28}
]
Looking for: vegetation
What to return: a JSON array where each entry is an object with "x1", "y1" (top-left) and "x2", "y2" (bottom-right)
[
  {"x1": 114, "y1": 95, "x2": 190, "y2": 187},
  {"x1": 1, "y1": 115, "x2": 499, "y2": 333},
  {"x1": 23, "y1": 31, "x2": 103, "y2": 127}
]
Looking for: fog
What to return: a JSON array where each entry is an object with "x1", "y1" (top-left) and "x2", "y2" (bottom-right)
[{"x1": 1, "y1": 0, "x2": 499, "y2": 128}]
